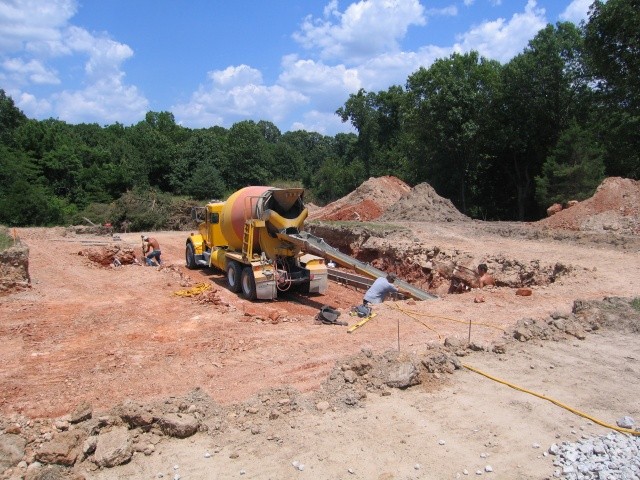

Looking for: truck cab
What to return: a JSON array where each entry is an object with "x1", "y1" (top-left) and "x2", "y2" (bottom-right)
[{"x1": 186, "y1": 202, "x2": 226, "y2": 269}]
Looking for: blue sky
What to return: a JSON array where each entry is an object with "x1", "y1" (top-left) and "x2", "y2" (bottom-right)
[{"x1": 0, "y1": 0, "x2": 592, "y2": 135}]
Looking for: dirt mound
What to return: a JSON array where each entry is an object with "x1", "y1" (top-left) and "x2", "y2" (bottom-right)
[
  {"x1": 79, "y1": 245, "x2": 139, "y2": 267},
  {"x1": 380, "y1": 182, "x2": 469, "y2": 222},
  {"x1": 308, "y1": 176, "x2": 411, "y2": 221},
  {"x1": 536, "y1": 177, "x2": 640, "y2": 235},
  {"x1": 305, "y1": 202, "x2": 321, "y2": 213},
  {"x1": 0, "y1": 241, "x2": 30, "y2": 295}
]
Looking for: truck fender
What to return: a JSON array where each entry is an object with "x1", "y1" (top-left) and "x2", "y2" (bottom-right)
[{"x1": 187, "y1": 233, "x2": 205, "y2": 255}]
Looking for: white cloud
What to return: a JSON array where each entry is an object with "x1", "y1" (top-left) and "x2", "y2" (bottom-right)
[
  {"x1": 293, "y1": 0, "x2": 426, "y2": 64},
  {"x1": 14, "y1": 90, "x2": 52, "y2": 117},
  {"x1": 290, "y1": 109, "x2": 354, "y2": 135},
  {"x1": 210, "y1": 64, "x2": 263, "y2": 88},
  {"x1": 0, "y1": 0, "x2": 76, "y2": 53},
  {"x1": 425, "y1": 6, "x2": 458, "y2": 17},
  {"x1": 0, "y1": 0, "x2": 564, "y2": 135},
  {"x1": 354, "y1": 45, "x2": 449, "y2": 91},
  {"x1": 0, "y1": 0, "x2": 147, "y2": 125},
  {"x1": 64, "y1": 26, "x2": 134, "y2": 79},
  {"x1": 453, "y1": 0, "x2": 547, "y2": 62},
  {"x1": 559, "y1": 0, "x2": 591, "y2": 24},
  {"x1": 177, "y1": 0, "x2": 551, "y2": 134},
  {"x1": 2, "y1": 57, "x2": 59, "y2": 85},
  {"x1": 173, "y1": 64, "x2": 309, "y2": 129},
  {"x1": 279, "y1": 55, "x2": 360, "y2": 106},
  {"x1": 53, "y1": 75, "x2": 148, "y2": 124}
]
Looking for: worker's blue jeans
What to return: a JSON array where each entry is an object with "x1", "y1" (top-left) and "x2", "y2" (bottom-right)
[{"x1": 146, "y1": 250, "x2": 162, "y2": 266}]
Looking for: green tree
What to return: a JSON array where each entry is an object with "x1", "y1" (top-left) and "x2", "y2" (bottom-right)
[
  {"x1": 281, "y1": 130, "x2": 336, "y2": 188},
  {"x1": 170, "y1": 128, "x2": 228, "y2": 195},
  {"x1": 311, "y1": 157, "x2": 365, "y2": 204},
  {"x1": 144, "y1": 111, "x2": 190, "y2": 144},
  {"x1": 405, "y1": 51, "x2": 501, "y2": 214},
  {"x1": 0, "y1": 145, "x2": 65, "y2": 226},
  {"x1": 224, "y1": 120, "x2": 273, "y2": 188},
  {"x1": 257, "y1": 120, "x2": 281, "y2": 144},
  {"x1": 271, "y1": 141, "x2": 304, "y2": 182},
  {"x1": 337, "y1": 86, "x2": 407, "y2": 180},
  {"x1": 0, "y1": 89, "x2": 27, "y2": 146},
  {"x1": 307, "y1": 133, "x2": 359, "y2": 204},
  {"x1": 535, "y1": 121, "x2": 605, "y2": 207},
  {"x1": 127, "y1": 120, "x2": 175, "y2": 191},
  {"x1": 584, "y1": 0, "x2": 640, "y2": 178},
  {"x1": 336, "y1": 89, "x2": 379, "y2": 179},
  {"x1": 585, "y1": 0, "x2": 640, "y2": 110},
  {"x1": 184, "y1": 164, "x2": 227, "y2": 200},
  {"x1": 493, "y1": 23, "x2": 587, "y2": 219}
]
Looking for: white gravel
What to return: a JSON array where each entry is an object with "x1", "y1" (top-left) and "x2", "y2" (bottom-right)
[{"x1": 550, "y1": 431, "x2": 640, "y2": 479}]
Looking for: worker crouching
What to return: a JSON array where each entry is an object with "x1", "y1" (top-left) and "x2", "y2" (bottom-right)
[
  {"x1": 363, "y1": 273, "x2": 399, "y2": 305},
  {"x1": 142, "y1": 235, "x2": 162, "y2": 266}
]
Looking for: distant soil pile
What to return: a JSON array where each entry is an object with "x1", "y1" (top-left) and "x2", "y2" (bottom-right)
[
  {"x1": 536, "y1": 177, "x2": 640, "y2": 235},
  {"x1": 380, "y1": 182, "x2": 469, "y2": 222},
  {"x1": 309, "y1": 176, "x2": 411, "y2": 221}
]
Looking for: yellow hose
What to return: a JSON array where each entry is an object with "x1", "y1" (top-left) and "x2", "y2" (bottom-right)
[
  {"x1": 391, "y1": 303, "x2": 442, "y2": 338},
  {"x1": 173, "y1": 282, "x2": 211, "y2": 297},
  {"x1": 389, "y1": 303, "x2": 638, "y2": 436},
  {"x1": 462, "y1": 363, "x2": 640, "y2": 436},
  {"x1": 390, "y1": 303, "x2": 506, "y2": 333}
]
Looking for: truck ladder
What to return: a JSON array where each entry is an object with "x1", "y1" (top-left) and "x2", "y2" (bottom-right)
[{"x1": 242, "y1": 221, "x2": 255, "y2": 260}]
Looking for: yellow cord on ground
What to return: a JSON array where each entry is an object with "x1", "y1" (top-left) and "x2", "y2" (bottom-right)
[
  {"x1": 392, "y1": 304, "x2": 442, "y2": 338},
  {"x1": 391, "y1": 303, "x2": 506, "y2": 333},
  {"x1": 389, "y1": 303, "x2": 637, "y2": 436},
  {"x1": 173, "y1": 282, "x2": 211, "y2": 297},
  {"x1": 462, "y1": 363, "x2": 640, "y2": 436}
]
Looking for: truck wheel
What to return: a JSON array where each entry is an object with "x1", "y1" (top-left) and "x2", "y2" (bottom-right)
[
  {"x1": 227, "y1": 262, "x2": 242, "y2": 293},
  {"x1": 241, "y1": 267, "x2": 257, "y2": 300},
  {"x1": 185, "y1": 243, "x2": 197, "y2": 269}
]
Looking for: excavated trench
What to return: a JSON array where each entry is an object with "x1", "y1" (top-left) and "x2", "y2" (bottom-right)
[{"x1": 307, "y1": 223, "x2": 573, "y2": 293}]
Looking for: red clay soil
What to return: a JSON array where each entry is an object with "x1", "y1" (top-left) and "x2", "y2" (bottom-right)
[
  {"x1": 309, "y1": 175, "x2": 410, "y2": 221},
  {"x1": 316, "y1": 199, "x2": 384, "y2": 221},
  {"x1": 310, "y1": 176, "x2": 468, "y2": 223},
  {"x1": 536, "y1": 177, "x2": 640, "y2": 235},
  {"x1": 0, "y1": 228, "x2": 369, "y2": 419}
]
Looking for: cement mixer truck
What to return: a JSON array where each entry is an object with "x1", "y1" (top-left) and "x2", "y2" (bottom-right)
[{"x1": 185, "y1": 186, "x2": 328, "y2": 300}]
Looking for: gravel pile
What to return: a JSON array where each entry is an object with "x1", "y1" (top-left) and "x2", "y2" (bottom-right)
[{"x1": 550, "y1": 422, "x2": 640, "y2": 479}]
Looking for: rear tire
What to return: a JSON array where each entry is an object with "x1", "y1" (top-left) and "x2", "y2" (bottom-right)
[
  {"x1": 241, "y1": 267, "x2": 257, "y2": 300},
  {"x1": 185, "y1": 243, "x2": 197, "y2": 269},
  {"x1": 227, "y1": 262, "x2": 242, "y2": 293}
]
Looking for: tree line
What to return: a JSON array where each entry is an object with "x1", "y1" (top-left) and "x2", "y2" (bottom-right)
[{"x1": 0, "y1": 0, "x2": 638, "y2": 228}]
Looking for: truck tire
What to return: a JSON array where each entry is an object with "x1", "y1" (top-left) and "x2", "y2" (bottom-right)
[
  {"x1": 241, "y1": 267, "x2": 257, "y2": 300},
  {"x1": 185, "y1": 243, "x2": 197, "y2": 269},
  {"x1": 227, "y1": 262, "x2": 242, "y2": 293}
]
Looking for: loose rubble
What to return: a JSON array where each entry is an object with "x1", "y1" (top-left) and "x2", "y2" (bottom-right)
[{"x1": 549, "y1": 430, "x2": 640, "y2": 479}]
